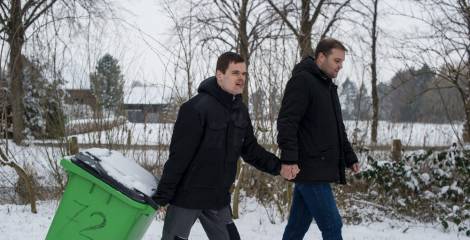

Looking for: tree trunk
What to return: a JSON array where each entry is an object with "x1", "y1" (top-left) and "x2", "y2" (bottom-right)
[
  {"x1": 463, "y1": 96, "x2": 470, "y2": 143},
  {"x1": 239, "y1": 0, "x2": 250, "y2": 105},
  {"x1": 299, "y1": 0, "x2": 314, "y2": 58},
  {"x1": 232, "y1": 0, "x2": 250, "y2": 219},
  {"x1": 231, "y1": 160, "x2": 244, "y2": 219},
  {"x1": 464, "y1": 6, "x2": 470, "y2": 143},
  {"x1": 8, "y1": 0, "x2": 26, "y2": 144},
  {"x1": 370, "y1": 0, "x2": 379, "y2": 145},
  {"x1": 286, "y1": 181, "x2": 293, "y2": 214}
]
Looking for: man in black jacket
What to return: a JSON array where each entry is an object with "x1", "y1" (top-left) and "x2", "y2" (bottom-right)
[
  {"x1": 153, "y1": 52, "x2": 297, "y2": 240},
  {"x1": 278, "y1": 38, "x2": 360, "y2": 240}
]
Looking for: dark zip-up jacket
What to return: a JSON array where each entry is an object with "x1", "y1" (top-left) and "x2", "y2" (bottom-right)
[
  {"x1": 277, "y1": 56, "x2": 358, "y2": 184},
  {"x1": 154, "y1": 77, "x2": 281, "y2": 209}
]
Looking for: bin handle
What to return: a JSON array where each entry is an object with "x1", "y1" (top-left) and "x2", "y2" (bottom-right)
[
  {"x1": 135, "y1": 189, "x2": 160, "y2": 210},
  {"x1": 144, "y1": 194, "x2": 160, "y2": 210}
]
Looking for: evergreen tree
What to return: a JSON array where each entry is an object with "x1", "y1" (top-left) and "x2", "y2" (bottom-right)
[
  {"x1": 339, "y1": 78, "x2": 371, "y2": 120},
  {"x1": 355, "y1": 83, "x2": 372, "y2": 120},
  {"x1": 20, "y1": 56, "x2": 66, "y2": 139},
  {"x1": 22, "y1": 56, "x2": 47, "y2": 138},
  {"x1": 250, "y1": 88, "x2": 266, "y2": 120},
  {"x1": 339, "y1": 78, "x2": 358, "y2": 120},
  {"x1": 44, "y1": 78, "x2": 66, "y2": 138},
  {"x1": 377, "y1": 82, "x2": 392, "y2": 120},
  {"x1": 90, "y1": 54, "x2": 124, "y2": 115},
  {"x1": 387, "y1": 65, "x2": 435, "y2": 122}
]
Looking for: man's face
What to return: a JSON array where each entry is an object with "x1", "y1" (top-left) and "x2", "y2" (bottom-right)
[
  {"x1": 216, "y1": 62, "x2": 247, "y2": 95},
  {"x1": 316, "y1": 48, "x2": 345, "y2": 79}
]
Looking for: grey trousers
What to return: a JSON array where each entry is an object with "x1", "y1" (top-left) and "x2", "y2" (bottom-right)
[{"x1": 161, "y1": 205, "x2": 241, "y2": 240}]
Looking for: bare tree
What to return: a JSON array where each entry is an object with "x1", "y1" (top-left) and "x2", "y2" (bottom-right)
[
  {"x1": 0, "y1": 0, "x2": 116, "y2": 213},
  {"x1": 192, "y1": 0, "x2": 280, "y2": 104},
  {"x1": 0, "y1": 147, "x2": 37, "y2": 213},
  {"x1": 0, "y1": 0, "x2": 114, "y2": 144},
  {"x1": 404, "y1": 0, "x2": 470, "y2": 144},
  {"x1": 162, "y1": 0, "x2": 284, "y2": 218},
  {"x1": 267, "y1": 0, "x2": 352, "y2": 57},
  {"x1": 353, "y1": 0, "x2": 380, "y2": 144},
  {"x1": 370, "y1": 0, "x2": 379, "y2": 144}
]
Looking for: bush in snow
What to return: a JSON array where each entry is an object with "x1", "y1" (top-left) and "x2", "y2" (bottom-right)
[
  {"x1": 351, "y1": 147, "x2": 469, "y2": 235},
  {"x1": 20, "y1": 56, "x2": 66, "y2": 139},
  {"x1": 22, "y1": 57, "x2": 47, "y2": 138}
]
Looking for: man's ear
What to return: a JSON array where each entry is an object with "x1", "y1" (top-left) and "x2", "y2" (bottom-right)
[
  {"x1": 317, "y1": 52, "x2": 326, "y2": 64},
  {"x1": 216, "y1": 70, "x2": 223, "y2": 81}
]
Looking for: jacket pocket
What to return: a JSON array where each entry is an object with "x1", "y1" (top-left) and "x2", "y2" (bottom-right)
[
  {"x1": 183, "y1": 154, "x2": 220, "y2": 188},
  {"x1": 307, "y1": 144, "x2": 333, "y2": 159},
  {"x1": 233, "y1": 120, "x2": 248, "y2": 149},
  {"x1": 205, "y1": 121, "x2": 227, "y2": 149}
]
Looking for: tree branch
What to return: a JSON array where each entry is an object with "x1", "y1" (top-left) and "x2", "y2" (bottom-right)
[
  {"x1": 266, "y1": 0, "x2": 299, "y2": 38},
  {"x1": 321, "y1": 0, "x2": 350, "y2": 39},
  {"x1": 308, "y1": 0, "x2": 326, "y2": 27},
  {"x1": 24, "y1": 0, "x2": 59, "y2": 30}
]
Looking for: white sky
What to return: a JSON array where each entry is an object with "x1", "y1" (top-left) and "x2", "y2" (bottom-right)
[
  {"x1": 103, "y1": 0, "x2": 427, "y2": 91},
  {"x1": 0, "y1": 0, "x2": 429, "y2": 92}
]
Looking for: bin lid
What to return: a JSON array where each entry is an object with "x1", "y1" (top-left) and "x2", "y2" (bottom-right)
[{"x1": 71, "y1": 148, "x2": 159, "y2": 205}]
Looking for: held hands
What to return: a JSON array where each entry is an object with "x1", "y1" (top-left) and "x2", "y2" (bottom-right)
[
  {"x1": 350, "y1": 163, "x2": 360, "y2": 174},
  {"x1": 280, "y1": 164, "x2": 300, "y2": 180}
]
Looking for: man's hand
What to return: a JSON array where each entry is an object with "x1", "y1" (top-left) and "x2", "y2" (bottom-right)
[
  {"x1": 156, "y1": 205, "x2": 167, "y2": 220},
  {"x1": 280, "y1": 164, "x2": 300, "y2": 180},
  {"x1": 350, "y1": 163, "x2": 360, "y2": 174}
]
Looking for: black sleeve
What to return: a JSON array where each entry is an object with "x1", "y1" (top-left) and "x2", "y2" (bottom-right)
[
  {"x1": 240, "y1": 117, "x2": 281, "y2": 176},
  {"x1": 277, "y1": 74, "x2": 310, "y2": 164},
  {"x1": 153, "y1": 103, "x2": 204, "y2": 206},
  {"x1": 341, "y1": 122, "x2": 358, "y2": 167}
]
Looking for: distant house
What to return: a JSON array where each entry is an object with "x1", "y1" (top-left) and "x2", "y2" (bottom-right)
[
  {"x1": 123, "y1": 85, "x2": 171, "y2": 123},
  {"x1": 65, "y1": 89, "x2": 97, "y2": 119},
  {"x1": 65, "y1": 86, "x2": 171, "y2": 123},
  {"x1": 65, "y1": 89, "x2": 97, "y2": 109}
]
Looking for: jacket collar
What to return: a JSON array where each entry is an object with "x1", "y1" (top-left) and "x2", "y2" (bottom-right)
[
  {"x1": 197, "y1": 76, "x2": 242, "y2": 109},
  {"x1": 293, "y1": 55, "x2": 337, "y2": 87}
]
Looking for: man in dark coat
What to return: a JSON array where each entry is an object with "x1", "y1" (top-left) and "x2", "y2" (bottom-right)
[
  {"x1": 153, "y1": 52, "x2": 297, "y2": 240},
  {"x1": 278, "y1": 38, "x2": 360, "y2": 240}
]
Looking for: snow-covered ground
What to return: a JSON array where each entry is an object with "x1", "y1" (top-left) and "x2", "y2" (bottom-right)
[
  {"x1": 70, "y1": 120, "x2": 463, "y2": 147},
  {"x1": 0, "y1": 120, "x2": 466, "y2": 239},
  {"x1": 0, "y1": 200, "x2": 464, "y2": 240}
]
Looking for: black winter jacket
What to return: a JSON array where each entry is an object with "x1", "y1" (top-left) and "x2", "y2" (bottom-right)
[
  {"x1": 154, "y1": 77, "x2": 281, "y2": 209},
  {"x1": 277, "y1": 56, "x2": 358, "y2": 184}
]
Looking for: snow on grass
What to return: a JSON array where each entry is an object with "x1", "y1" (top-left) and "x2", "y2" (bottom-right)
[
  {"x1": 69, "y1": 120, "x2": 463, "y2": 146},
  {"x1": 345, "y1": 120, "x2": 463, "y2": 146},
  {"x1": 0, "y1": 200, "x2": 464, "y2": 240},
  {"x1": 0, "y1": 143, "x2": 67, "y2": 187}
]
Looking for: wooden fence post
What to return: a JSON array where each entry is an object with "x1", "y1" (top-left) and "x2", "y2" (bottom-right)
[
  {"x1": 68, "y1": 136, "x2": 79, "y2": 155},
  {"x1": 127, "y1": 130, "x2": 132, "y2": 146},
  {"x1": 391, "y1": 139, "x2": 402, "y2": 162},
  {"x1": 463, "y1": 122, "x2": 470, "y2": 143}
]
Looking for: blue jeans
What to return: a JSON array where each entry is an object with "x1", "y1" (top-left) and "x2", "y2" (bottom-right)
[{"x1": 282, "y1": 183, "x2": 343, "y2": 240}]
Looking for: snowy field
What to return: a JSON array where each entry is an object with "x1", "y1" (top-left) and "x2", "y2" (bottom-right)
[
  {"x1": 69, "y1": 120, "x2": 463, "y2": 147},
  {"x1": 0, "y1": 120, "x2": 466, "y2": 239},
  {"x1": 0, "y1": 200, "x2": 465, "y2": 240}
]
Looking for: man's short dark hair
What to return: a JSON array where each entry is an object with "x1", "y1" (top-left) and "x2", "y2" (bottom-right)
[
  {"x1": 216, "y1": 52, "x2": 245, "y2": 74},
  {"x1": 314, "y1": 38, "x2": 347, "y2": 59}
]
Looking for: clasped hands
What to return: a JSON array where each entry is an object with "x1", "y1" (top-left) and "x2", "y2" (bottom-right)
[{"x1": 280, "y1": 164, "x2": 300, "y2": 180}]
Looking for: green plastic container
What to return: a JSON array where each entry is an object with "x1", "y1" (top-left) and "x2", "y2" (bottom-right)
[{"x1": 46, "y1": 156, "x2": 158, "y2": 240}]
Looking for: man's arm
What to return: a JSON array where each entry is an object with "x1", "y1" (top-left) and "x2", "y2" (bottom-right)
[
  {"x1": 153, "y1": 103, "x2": 204, "y2": 206},
  {"x1": 277, "y1": 74, "x2": 310, "y2": 164},
  {"x1": 341, "y1": 122, "x2": 359, "y2": 172},
  {"x1": 240, "y1": 119, "x2": 281, "y2": 176}
]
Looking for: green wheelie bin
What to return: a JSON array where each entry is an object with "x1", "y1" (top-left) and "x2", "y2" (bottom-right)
[{"x1": 46, "y1": 148, "x2": 159, "y2": 240}]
